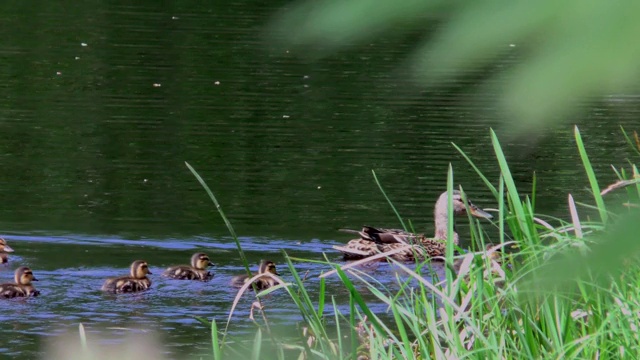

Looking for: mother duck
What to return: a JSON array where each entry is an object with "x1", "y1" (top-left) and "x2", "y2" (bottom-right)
[{"x1": 334, "y1": 190, "x2": 493, "y2": 262}]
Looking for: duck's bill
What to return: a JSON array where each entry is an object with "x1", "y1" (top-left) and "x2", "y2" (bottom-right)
[
  {"x1": 3, "y1": 245, "x2": 14, "y2": 252},
  {"x1": 470, "y1": 206, "x2": 493, "y2": 219},
  {"x1": 32, "y1": 277, "x2": 39, "y2": 281},
  {"x1": 147, "y1": 270, "x2": 153, "y2": 275}
]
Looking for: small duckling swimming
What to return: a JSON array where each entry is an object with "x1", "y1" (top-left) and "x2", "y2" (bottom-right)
[
  {"x1": 0, "y1": 238, "x2": 15, "y2": 264},
  {"x1": 101, "y1": 260, "x2": 152, "y2": 294},
  {"x1": 448, "y1": 243, "x2": 508, "y2": 287},
  {"x1": 162, "y1": 252, "x2": 214, "y2": 281},
  {"x1": 231, "y1": 260, "x2": 281, "y2": 291},
  {"x1": 0, "y1": 266, "x2": 39, "y2": 298}
]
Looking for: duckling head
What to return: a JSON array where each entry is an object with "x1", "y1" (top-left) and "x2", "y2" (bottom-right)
[
  {"x1": 191, "y1": 252, "x2": 213, "y2": 270},
  {"x1": 259, "y1": 260, "x2": 280, "y2": 276},
  {"x1": 130, "y1": 260, "x2": 152, "y2": 279},
  {"x1": 436, "y1": 190, "x2": 493, "y2": 219},
  {"x1": 0, "y1": 238, "x2": 14, "y2": 253},
  {"x1": 15, "y1": 266, "x2": 38, "y2": 285}
]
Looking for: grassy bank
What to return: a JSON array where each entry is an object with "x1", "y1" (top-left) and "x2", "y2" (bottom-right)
[{"x1": 76, "y1": 126, "x2": 640, "y2": 359}]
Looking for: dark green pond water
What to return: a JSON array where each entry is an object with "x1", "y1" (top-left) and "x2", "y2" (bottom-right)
[{"x1": 1, "y1": 1, "x2": 639, "y2": 359}]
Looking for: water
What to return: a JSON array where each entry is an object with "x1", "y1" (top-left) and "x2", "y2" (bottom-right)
[
  {"x1": 1, "y1": 234, "x2": 428, "y2": 359},
  {"x1": 1, "y1": 1, "x2": 639, "y2": 359}
]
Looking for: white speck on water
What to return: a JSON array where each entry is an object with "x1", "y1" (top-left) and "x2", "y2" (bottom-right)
[
  {"x1": 153, "y1": 83, "x2": 161, "y2": 87},
  {"x1": 214, "y1": 81, "x2": 220, "y2": 85},
  {"x1": 143, "y1": 179, "x2": 148, "y2": 183},
  {"x1": 172, "y1": 16, "x2": 179, "y2": 20},
  {"x1": 56, "y1": 71, "x2": 61, "y2": 75},
  {"x1": 282, "y1": 115, "x2": 290, "y2": 118},
  {"x1": 75, "y1": 57, "x2": 80, "y2": 60},
  {"x1": 509, "y1": 44, "x2": 516, "y2": 47},
  {"x1": 317, "y1": 186, "x2": 321, "y2": 189},
  {"x1": 81, "y1": 43, "x2": 88, "y2": 47},
  {"x1": 303, "y1": 75, "x2": 309, "y2": 79}
]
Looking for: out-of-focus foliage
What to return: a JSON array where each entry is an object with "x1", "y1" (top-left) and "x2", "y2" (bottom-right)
[{"x1": 270, "y1": 0, "x2": 640, "y2": 134}]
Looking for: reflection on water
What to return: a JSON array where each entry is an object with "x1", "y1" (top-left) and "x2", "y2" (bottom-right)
[{"x1": 1, "y1": 234, "x2": 442, "y2": 359}]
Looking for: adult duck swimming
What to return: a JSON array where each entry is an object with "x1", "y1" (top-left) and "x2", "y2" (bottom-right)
[{"x1": 334, "y1": 190, "x2": 493, "y2": 262}]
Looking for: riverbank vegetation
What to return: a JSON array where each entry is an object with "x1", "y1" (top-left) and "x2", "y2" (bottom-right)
[
  {"x1": 174, "y1": 126, "x2": 640, "y2": 359},
  {"x1": 68, "y1": 126, "x2": 640, "y2": 359}
]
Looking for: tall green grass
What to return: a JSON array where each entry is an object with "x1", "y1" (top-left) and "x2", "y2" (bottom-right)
[
  {"x1": 195, "y1": 126, "x2": 640, "y2": 359},
  {"x1": 73, "y1": 126, "x2": 640, "y2": 359}
]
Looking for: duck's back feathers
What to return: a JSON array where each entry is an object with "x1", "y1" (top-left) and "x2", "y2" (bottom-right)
[
  {"x1": 336, "y1": 228, "x2": 451, "y2": 262},
  {"x1": 101, "y1": 277, "x2": 151, "y2": 294},
  {"x1": 163, "y1": 266, "x2": 212, "y2": 281},
  {"x1": 332, "y1": 239, "x2": 379, "y2": 260},
  {"x1": 378, "y1": 241, "x2": 444, "y2": 262},
  {"x1": 340, "y1": 227, "x2": 414, "y2": 244},
  {"x1": 334, "y1": 227, "x2": 424, "y2": 261},
  {"x1": 0, "y1": 283, "x2": 39, "y2": 298},
  {"x1": 230, "y1": 274, "x2": 251, "y2": 288},
  {"x1": 359, "y1": 226, "x2": 419, "y2": 244},
  {"x1": 230, "y1": 274, "x2": 279, "y2": 291}
]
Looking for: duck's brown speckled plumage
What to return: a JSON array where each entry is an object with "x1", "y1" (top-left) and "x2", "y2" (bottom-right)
[
  {"x1": 0, "y1": 238, "x2": 15, "y2": 264},
  {"x1": 163, "y1": 252, "x2": 214, "y2": 281},
  {"x1": 231, "y1": 260, "x2": 281, "y2": 290},
  {"x1": 102, "y1": 260, "x2": 152, "y2": 294},
  {"x1": 0, "y1": 266, "x2": 39, "y2": 298},
  {"x1": 334, "y1": 191, "x2": 493, "y2": 262}
]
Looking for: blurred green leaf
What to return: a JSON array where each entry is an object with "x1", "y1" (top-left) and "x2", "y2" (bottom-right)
[
  {"x1": 526, "y1": 208, "x2": 640, "y2": 291},
  {"x1": 270, "y1": 0, "x2": 439, "y2": 52},
  {"x1": 271, "y1": 0, "x2": 640, "y2": 134}
]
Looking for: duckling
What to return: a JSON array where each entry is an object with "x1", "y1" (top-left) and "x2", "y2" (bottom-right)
[
  {"x1": 0, "y1": 238, "x2": 14, "y2": 264},
  {"x1": 0, "y1": 266, "x2": 39, "y2": 298},
  {"x1": 162, "y1": 252, "x2": 214, "y2": 281},
  {"x1": 451, "y1": 244, "x2": 504, "y2": 275},
  {"x1": 335, "y1": 190, "x2": 493, "y2": 262},
  {"x1": 231, "y1": 260, "x2": 281, "y2": 291},
  {"x1": 446, "y1": 243, "x2": 511, "y2": 292},
  {"x1": 101, "y1": 260, "x2": 152, "y2": 294}
]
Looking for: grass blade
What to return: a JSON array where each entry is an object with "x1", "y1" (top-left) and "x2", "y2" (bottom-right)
[
  {"x1": 78, "y1": 323, "x2": 88, "y2": 353},
  {"x1": 490, "y1": 129, "x2": 531, "y2": 240},
  {"x1": 452, "y1": 142, "x2": 498, "y2": 197},
  {"x1": 251, "y1": 328, "x2": 262, "y2": 360},
  {"x1": 211, "y1": 319, "x2": 222, "y2": 360},
  {"x1": 372, "y1": 169, "x2": 407, "y2": 230},
  {"x1": 574, "y1": 126, "x2": 607, "y2": 224}
]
